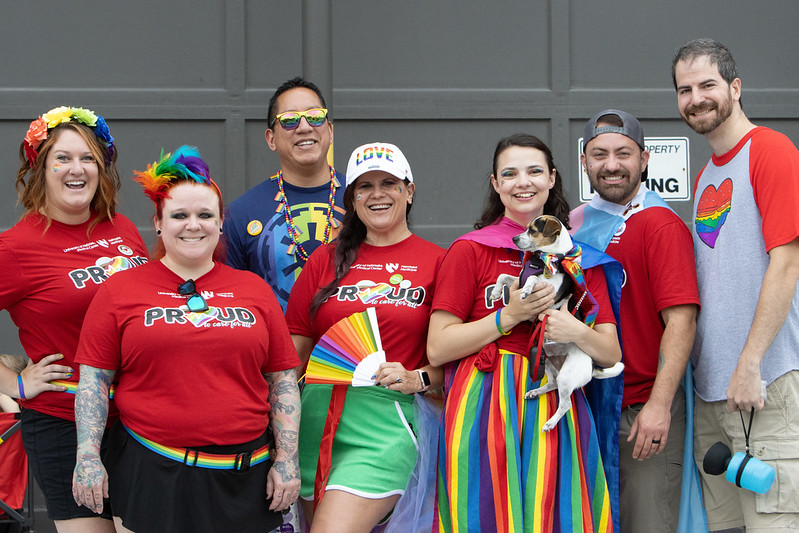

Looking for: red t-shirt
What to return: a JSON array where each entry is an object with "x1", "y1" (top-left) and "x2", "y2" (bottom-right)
[
  {"x1": 285, "y1": 234, "x2": 445, "y2": 371},
  {"x1": 75, "y1": 261, "x2": 299, "y2": 446},
  {"x1": 0, "y1": 214, "x2": 148, "y2": 421},
  {"x1": 432, "y1": 240, "x2": 615, "y2": 357},
  {"x1": 604, "y1": 207, "x2": 699, "y2": 407}
]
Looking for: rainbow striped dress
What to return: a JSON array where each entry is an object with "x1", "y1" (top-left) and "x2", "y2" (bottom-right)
[{"x1": 434, "y1": 218, "x2": 622, "y2": 533}]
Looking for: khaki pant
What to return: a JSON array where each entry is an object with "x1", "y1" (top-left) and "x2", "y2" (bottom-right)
[
  {"x1": 694, "y1": 370, "x2": 799, "y2": 532},
  {"x1": 619, "y1": 390, "x2": 685, "y2": 533}
]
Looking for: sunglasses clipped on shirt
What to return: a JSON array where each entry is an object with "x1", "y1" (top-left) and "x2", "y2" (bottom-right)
[
  {"x1": 178, "y1": 279, "x2": 209, "y2": 313},
  {"x1": 269, "y1": 108, "x2": 329, "y2": 130}
]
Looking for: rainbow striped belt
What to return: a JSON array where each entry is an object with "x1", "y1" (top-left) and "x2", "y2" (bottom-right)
[
  {"x1": 123, "y1": 425, "x2": 270, "y2": 471},
  {"x1": 50, "y1": 380, "x2": 116, "y2": 399}
]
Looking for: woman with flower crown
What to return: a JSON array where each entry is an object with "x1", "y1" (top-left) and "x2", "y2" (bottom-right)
[
  {"x1": 0, "y1": 107, "x2": 148, "y2": 532},
  {"x1": 71, "y1": 146, "x2": 302, "y2": 533}
]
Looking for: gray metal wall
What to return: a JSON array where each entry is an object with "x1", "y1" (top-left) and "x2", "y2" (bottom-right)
[
  {"x1": 2, "y1": 2, "x2": 797, "y2": 528},
  {"x1": 2, "y1": 1, "x2": 798, "y2": 351}
]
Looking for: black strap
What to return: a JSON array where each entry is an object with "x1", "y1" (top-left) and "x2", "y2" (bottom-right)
[
  {"x1": 739, "y1": 407, "x2": 755, "y2": 454},
  {"x1": 733, "y1": 407, "x2": 757, "y2": 487},
  {"x1": 735, "y1": 453, "x2": 753, "y2": 488}
]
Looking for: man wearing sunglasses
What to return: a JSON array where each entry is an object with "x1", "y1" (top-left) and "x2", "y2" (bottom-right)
[{"x1": 224, "y1": 77, "x2": 346, "y2": 311}]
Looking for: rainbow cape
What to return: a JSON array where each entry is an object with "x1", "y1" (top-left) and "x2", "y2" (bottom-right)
[
  {"x1": 571, "y1": 186, "x2": 708, "y2": 533},
  {"x1": 439, "y1": 218, "x2": 623, "y2": 532}
]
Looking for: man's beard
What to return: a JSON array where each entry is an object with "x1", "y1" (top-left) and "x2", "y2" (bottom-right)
[
  {"x1": 682, "y1": 90, "x2": 733, "y2": 134},
  {"x1": 589, "y1": 171, "x2": 640, "y2": 204}
]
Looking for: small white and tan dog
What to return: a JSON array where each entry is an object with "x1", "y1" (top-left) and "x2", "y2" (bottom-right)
[{"x1": 490, "y1": 215, "x2": 623, "y2": 431}]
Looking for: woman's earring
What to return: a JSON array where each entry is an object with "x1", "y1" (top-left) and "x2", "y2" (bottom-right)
[
  {"x1": 219, "y1": 227, "x2": 223, "y2": 234},
  {"x1": 156, "y1": 229, "x2": 161, "y2": 236}
]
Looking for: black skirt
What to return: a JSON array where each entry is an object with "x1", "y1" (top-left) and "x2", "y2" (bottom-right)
[{"x1": 104, "y1": 422, "x2": 282, "y2": 533}]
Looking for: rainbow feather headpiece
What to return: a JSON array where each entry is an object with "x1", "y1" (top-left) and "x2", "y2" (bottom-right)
[
  {"x1": 23, "y1": 106, "x2": 115, "y2": 167},
  {"x1": 133, "y1": 145, "x2": 220, "y2": 203}
]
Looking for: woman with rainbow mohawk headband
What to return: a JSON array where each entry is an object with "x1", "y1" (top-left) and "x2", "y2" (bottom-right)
[
  {"x1": 72, "y1": 146, "x2": 302, "y2": 533},
  {"x1": 0, "y1": 107, "x2": 146, "y2": 533}
]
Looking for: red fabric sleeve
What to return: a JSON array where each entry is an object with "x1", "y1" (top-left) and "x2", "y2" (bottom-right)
[
  {"x1": 285, "y1": 244, "x2": 333, "y2": 337},
  {"x1": 431, "y1": 240, "x2": 482, "y2": 321},
  {"x1": 74, "y1": 282, "x2": 123, "y2": 371},
  {"x1": 260, "y1": 283, "x2": 300, "y2": 373},
  {"x1": 749, "y1": 129, "x2": 799, "y2": 251},
  {"x1": 644, "y1": 212, "x2": 700, "y2": 312},
  {"x1": 0, "y1": 241, "x2": 27, "y2": 309},
  {"x1": 584, "y1": 266, "x2": 615, "y2": 326}
]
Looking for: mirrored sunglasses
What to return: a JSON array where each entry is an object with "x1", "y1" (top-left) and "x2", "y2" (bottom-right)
[
  {"x1": 177, "y1": 279, "x2": 209, "y2": 313},
  {"x1": 269, "y1": 108, "x2": 329, "y2": 130}
]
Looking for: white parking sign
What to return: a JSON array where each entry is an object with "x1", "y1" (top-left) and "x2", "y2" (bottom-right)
[{"x1": 578, "y1": 137, "x2": 690, "y2": 202}]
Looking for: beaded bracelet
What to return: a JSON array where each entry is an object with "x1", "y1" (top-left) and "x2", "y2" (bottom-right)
[
  {"x1": 17, "y1": 374, "x2": 26, "y2": 400},
  {"x1": 495, "y1": 309, "x2": 511, "y2": 336}
]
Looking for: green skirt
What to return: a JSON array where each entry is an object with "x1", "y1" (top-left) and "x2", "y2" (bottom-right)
[{"x1": 299, "y1": 384, "x2": 417, "y2": 499}]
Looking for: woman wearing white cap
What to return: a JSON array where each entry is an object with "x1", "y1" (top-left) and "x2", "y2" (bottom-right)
[{"x1": 286, "y1": 142, "x2": 444, "y2": 532}]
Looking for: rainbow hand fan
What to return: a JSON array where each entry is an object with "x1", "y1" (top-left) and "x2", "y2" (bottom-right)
[{"x1": 305, "y1": 307, "x2": 385, "y2": 387}]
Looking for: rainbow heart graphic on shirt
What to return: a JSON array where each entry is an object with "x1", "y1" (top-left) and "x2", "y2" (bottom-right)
[
  {"x1": 182, "y1": 306, "x2": 218, "y2": 327},
  {"x1": 96, "y1": 256, "x2": 132, "y2": 276},
  {"x1": 695, "y1": 178, "x2": 732, "y2": 248},
  {"x1": 356, "y1": 281, "x2": 393, "y2": 304}
]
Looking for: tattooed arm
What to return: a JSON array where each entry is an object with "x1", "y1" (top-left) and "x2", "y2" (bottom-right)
[
  {"x1": 263, "y1": 369, "x2": 301, "y2": 511},
  {"x1": 72, "y1": 365, "x2": 115, "y2": 514}
]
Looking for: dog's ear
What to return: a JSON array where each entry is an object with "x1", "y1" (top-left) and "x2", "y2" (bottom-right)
[
  {"x1": 542, "y1": 216, "x2": 562, "y2": 238},
  {"x1": 532, "y1": 216, "x2": 548, "y2": 234}
]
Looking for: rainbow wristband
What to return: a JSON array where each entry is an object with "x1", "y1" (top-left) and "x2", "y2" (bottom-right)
[
  {"x1": 495, "y1": 309, "x2": 511, "y2": 336},
  {"x1": 17, "y1": 374, "x2": 26, "y2": 400}
]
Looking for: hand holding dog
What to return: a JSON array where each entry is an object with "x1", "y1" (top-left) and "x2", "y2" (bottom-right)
[
  {"x1": 502, "y1": 279, "x2": 555, "y2": 326},
  {"x1": 538, "y1": 305, "x2": 588, "y2": 345}
]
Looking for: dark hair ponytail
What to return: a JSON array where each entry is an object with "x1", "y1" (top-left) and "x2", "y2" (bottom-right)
[{"x1": 310, "y1": 186, "x2": 366, "y2": 315}]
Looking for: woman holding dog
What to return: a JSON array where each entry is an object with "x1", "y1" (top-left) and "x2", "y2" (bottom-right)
[
  {"x1": 285, "y1": 142, "x2": 444, "y2": 532},
  {"x1": 428, "y1": 133, "x2": 623, "y2": 532}
]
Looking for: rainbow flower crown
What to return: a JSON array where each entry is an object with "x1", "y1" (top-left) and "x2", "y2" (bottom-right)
[
  {"x1": 23, "y1": 106, "x2": 115, "y2": 167},
  {"x1": 133, "y1": 145, "x2": 220, "y2": 203}
]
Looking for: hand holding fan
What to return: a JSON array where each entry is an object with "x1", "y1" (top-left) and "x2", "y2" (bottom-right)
[{"x1": 305, "y1": 307, "x2": 385, "y2": 387}]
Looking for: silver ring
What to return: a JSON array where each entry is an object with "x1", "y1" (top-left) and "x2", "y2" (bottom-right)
[{"x1": 395, "y1": 377, "x2": 402, "y2": 383}]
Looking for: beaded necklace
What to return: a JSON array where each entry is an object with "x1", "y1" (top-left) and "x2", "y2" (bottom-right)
[{"x1": 275, "y1": 165, "x2": 339, "y2": 260}]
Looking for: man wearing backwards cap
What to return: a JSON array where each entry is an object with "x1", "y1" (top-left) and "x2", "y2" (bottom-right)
[
  {"x1": 223, "y1": 77, "x2": 346, "y2": 311},
  {"x1": 570, "y1": 109, "x2": 699, "y2": 533}
]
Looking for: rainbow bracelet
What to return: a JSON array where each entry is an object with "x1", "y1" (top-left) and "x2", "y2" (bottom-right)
[
  {"x1": 495, "y1": 309, "x2": 511, "y2": 336},
  {"x1": 17, "y1": 374, "x2": 26, "y2": 400}
]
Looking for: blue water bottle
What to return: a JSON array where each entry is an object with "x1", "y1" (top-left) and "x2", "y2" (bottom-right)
[{"x1": 725, "y1": 451, "x2": 775, "y2": 494}]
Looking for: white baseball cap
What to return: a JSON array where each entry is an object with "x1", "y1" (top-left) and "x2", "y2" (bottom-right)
[{"x1": 345, "y1": 142, "x2": 413, "y2": 187}]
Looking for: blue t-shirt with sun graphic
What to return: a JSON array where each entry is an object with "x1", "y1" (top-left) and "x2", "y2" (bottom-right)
[{"x1": 224, "y1": 171, "x2": 346, "y2": 311}]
